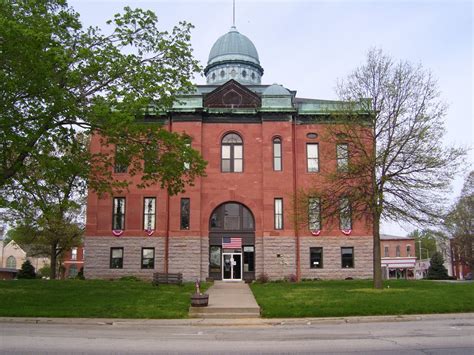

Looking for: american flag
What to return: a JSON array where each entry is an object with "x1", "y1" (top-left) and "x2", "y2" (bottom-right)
[{"x1": 222, "y1": 237, "x2": 242, "y2": 249}]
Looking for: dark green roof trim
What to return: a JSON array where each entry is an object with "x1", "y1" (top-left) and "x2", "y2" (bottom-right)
[{"x1": 204, "y1": 59, "x2": 264, "y2": 76}]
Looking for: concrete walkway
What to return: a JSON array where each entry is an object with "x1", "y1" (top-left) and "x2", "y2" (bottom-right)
[{"x1": 189, "y1": 281, "x2": 260, "y2": 318}]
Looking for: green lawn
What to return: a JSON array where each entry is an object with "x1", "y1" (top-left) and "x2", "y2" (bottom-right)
[
  {"x1": 0, "y1": 279, "x2": 208, "y2": 319},
  {"x1": 250, "y1": 280, "x2": 474, "y2": 318}
]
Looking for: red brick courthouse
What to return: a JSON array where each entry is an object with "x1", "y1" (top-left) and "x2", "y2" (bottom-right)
[{"x1": 85, "y1": 26, "x2": 373, "y2": 281}]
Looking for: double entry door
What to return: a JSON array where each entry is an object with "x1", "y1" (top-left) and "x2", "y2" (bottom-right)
[{"x1": 222, "y1": 252, "x2": 242, "y2": 281}]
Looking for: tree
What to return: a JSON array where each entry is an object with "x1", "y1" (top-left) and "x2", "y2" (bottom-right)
[
  {"x1": 5, "y1": 136, "x2": 86, "y2": 279},
  {"x1": 446, "y1": 171, "x2": 474, "y2": 271},
  {"x1": 409, "y1": 229, "x2": 441, "y2": 260},
  {"x1": 0, "y1": 0, "x2": 206, "y2": 195},
  {"x1": 426, "y1": 251, "x2": 449, "y2": 280},
  {"x1": 17, "y1": 260, "x2": 36, "y2": 279},
  {"x1": 302, "y1": 48, "x2": 465, "y2": 288}
]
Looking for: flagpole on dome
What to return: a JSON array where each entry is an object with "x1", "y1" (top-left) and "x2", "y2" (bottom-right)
[{"x1": 233, "y1": 0, "x2": 235, "y2": 27}]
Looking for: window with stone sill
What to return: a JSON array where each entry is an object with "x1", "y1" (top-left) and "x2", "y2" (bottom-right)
[
  {"x1": 110, "y1": 247, "x2": 123, "y2": 269},
  {"x1": 310, "y1": 247, "x2": 323, "y2": 269},
  {"x1": 341, "y1": 247, "x2": 354, "y2": 268},
  {"x1": 221, "y1": 133, "x2": 243, "y2": 173}
]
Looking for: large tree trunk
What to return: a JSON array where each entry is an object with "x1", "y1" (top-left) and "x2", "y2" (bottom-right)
[
  {"x1": 373, "y1": 213, "x2": 383, "y2": 289},
  {"x1": 50, "y1": 244, "x2": 57, "y2": 280}
]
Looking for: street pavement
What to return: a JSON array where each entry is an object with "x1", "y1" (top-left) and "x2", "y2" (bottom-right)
[{"x1": 1, "y1": 313, "x2": 473, "y2": 354}]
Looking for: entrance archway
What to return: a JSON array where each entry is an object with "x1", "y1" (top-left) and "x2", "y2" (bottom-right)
[{"x1": 209, "y1": 202, "x2": 255, "y2": 281}]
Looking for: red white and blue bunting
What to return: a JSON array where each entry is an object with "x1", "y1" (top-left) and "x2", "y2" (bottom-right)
[
  {"x1": 112, "y1": 230, "x2": 124, "y2": 237},
  {"x1": 341, "y1": 229, "x2": 352, "y2": 236},
  {"x1": 145, "y1": 229, "x2": 154, "y2": 236},
  {"x1": 311, "y1": 230, "x2": 321, "y2": 236}
]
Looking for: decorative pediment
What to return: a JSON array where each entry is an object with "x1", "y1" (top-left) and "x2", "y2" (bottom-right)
[{"x1": 203, "y1": 79, "x2": 261, "y2": 108}]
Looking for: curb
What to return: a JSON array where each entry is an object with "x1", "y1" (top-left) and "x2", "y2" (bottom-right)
[{"x1": 1, "y1": 313, "x2": 473, "y2": 327}]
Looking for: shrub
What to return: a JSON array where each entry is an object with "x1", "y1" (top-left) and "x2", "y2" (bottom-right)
[
  {"x1": 118, "y1": 275, "x2": 141, "y2": 282},
  {"x1": 426, "y1": 252, "x2": 450, "y2": 280},
  {"x1": 256, "y1": 273, "x2": 269, "y2": 283},
  {"x1": 285, "y1": 274, "x2": 297, "y2": 283},
  {"x1": 17, "y1": 260, "x2": 36, "y2": 279},
  {"x1": 38, "y1": 265, "x2": 51, "y2": 278},
  {"x1": 76, "y1": 267, "x2": 85, "y2": 280}
]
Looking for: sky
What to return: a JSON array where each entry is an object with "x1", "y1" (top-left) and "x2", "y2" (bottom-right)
[{"x1": 69, "y1": 0, "x2": 473, "y2": 236}]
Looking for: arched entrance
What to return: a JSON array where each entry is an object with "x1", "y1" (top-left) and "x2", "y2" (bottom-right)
[{"x1": 209, "y1": 202, "x2": 255, "y2": 281}]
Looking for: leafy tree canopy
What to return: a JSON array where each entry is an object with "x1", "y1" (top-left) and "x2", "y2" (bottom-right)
[{"x1": 0, "y1": 0, "x2": 206, "y2": 196}]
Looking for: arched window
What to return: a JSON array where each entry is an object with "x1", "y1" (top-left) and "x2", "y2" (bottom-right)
[
  {"x1": 273, "y1": 137, "x2": 282, "y2": 171},
  {"x1": 6, "y1": 256, "x2": 16, "y2": 269},
  {"x1": 221, "y1": 133, "x2": 243, "y2": 172},
  {"x1": 210, "y1": 202, "x2": 254, "y2": 231}
]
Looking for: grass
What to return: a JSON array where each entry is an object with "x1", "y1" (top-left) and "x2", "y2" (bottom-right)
[
  {"x1": 250, "y1": 280, "x2": 474, "y2": 318},
  {"x1": 0, "y1": 279, "x2": 209, "y2": 319}
]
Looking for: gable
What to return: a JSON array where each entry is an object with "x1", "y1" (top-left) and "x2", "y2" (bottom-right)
[{"x1": 203, "y1": 79, "x2": 261, "y2": 108}]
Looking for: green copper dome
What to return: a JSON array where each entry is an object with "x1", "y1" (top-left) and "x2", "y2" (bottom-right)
[{"x1": 207, "y1": 26, "x2": 260, "y2": 66}]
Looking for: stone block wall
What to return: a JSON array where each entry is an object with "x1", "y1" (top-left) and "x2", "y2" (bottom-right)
[
  {"x1": 299, "y1": 235, "x2": 373, "y2": 279},
  {"x1": 168, "y1": 236, "x2": 204, "y2": 281},
  {"x1": 262, "y1": 237, "x2": 296, "y2": 280},
  {"x1": 84, "y1": 236, "x2": 165, "y2": 280}
]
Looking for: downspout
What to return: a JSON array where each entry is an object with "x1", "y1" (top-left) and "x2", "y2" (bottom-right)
[
  {"x1": 165, "y1": 115, "x2": 172, "y2": 274},
  {"x1": 292, "y1": 113, "x2": 301, "y2": 281}
]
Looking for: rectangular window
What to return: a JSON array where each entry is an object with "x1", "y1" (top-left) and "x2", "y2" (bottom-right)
[
  {"x1": 310, "y1": 247, "x2": 323, "y2": 269},
  {"x1": 273, "y1": 138, "x2": 282, "y2": 171},
  {"x1": 396, "y1": 245, "x2": 401, "y2": 257},
  {"x1": 274, "y1": 198, "x2": 283, "y2": 230},
  {"x1": 336, "y1": 143, "x2": 349, "y2": 172},
  {"x1": 341, "y1": 247, "x2": 354, "y2": 268},
  {"x1": 180, "y1": 198, "x2": 190, "y2": 230},
  {"x1": 143, "y1": 197, "x2": 156, "y2": 230},
  {"x1": 114, "y1": 145, "x2": 128, "y2": 173},
  {"x1": 209, "y1": 246, "x2": 221, "y2": 273},
  {"x1": 339, "y1": 197, "x2": 352, "y2": 230},
  {"x1": 110, "y1": 247, "x2": 123, "y2": 269},
  {"x1": 407, "y1": 245, "x2": 411, "y2": 257},
  {"x1": 141, "y1": 248, "x2": 155, "y2": 269},
  {"x1": 384, "y1": 246, "x2": 389, "y2": 257},
  {"x1": 243, "y1": 246, "x2": 255, "y2": 272},
  {"x1": 184, "y1": 142, "x2": 191, "y2": 170},
  {"x1": 307, "y1": 143, "x2": 319, "y2": 172},
  {"x1": 234, "y1": 145, "x2": 243, "y2": 172},
  {"x1": 112, "y1": 197, "x2": 125, "y2": 230},
  {"x1": 71, "y1": 247, "x2": 77, "y2": 261},
  {"x1": 308, "y1": 197, "x2": 321, "y2": 231}
]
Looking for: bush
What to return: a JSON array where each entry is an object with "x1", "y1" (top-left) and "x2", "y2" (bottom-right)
[
  {"x1": 426, "y1": 252, "x2": 450, "y2": 280},
  {"x1": 38, "y1": 265, "x2": 51, "y2": 278},
  {"x1": 76, "y1": 267, "x2": 85, "y2": 280},
  {"x1": 285, "y1": 274, "x2": 297, "y2": 283},
  {"x1": 17, "y1": 260, "x2": 36, "y2": 279},
  {"x1": 256, "y1": 273, "x2": 270, "y2": 283},
  {"x1": 118, "y1": 276, "x2": 141, "y2": 282}
]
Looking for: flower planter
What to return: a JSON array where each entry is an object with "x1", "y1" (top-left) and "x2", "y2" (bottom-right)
[{"x1": 191, "y1": 293, "x2": 209, "y2": 307}]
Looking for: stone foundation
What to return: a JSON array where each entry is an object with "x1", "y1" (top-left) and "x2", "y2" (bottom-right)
[
  {"x1": 84, "y1": 236, "x2": 165, "y2": 280},
  {"x1": 299, "y1": 235, "x2": 373, "y2": 279},
  {"x1": 262, "y1": 237, "x2": 297, "y2": 280},
  {"x1": 85, "y1": 235, "x2": 374, "y2": 281},
  {"x1": 168, "y1": 236, "x2": 208, "y2": 281}
]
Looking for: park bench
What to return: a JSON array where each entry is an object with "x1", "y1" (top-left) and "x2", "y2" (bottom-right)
[{"x1": 152, "y1": 272, "x2": 183, "y2": 285}]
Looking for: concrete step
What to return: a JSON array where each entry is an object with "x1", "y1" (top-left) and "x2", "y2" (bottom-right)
[
  {"x1": 189, "y1": 306, "x2": 260, "y2": 314},
  {"x1": 189, "y1": 311, "x2": 260, "y2": 319}
]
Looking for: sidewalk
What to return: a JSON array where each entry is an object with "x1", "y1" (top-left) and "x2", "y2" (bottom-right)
[
  {"x1": 1, "y1": 313, "x2": 473, "y2": 327},
  {"x1": 189, "y1": 281, "x2": 261, "y2": 318}
]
